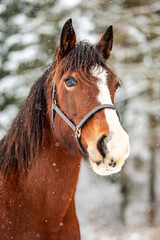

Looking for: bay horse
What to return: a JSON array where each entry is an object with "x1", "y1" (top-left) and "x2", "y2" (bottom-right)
[{"x1": 0, "y1": 19, "x2": 130, "y2": 240}]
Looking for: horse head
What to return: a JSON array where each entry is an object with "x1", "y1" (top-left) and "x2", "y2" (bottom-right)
[{"x1": 49, "y1": 19, "x2": 130, "y2": 176}]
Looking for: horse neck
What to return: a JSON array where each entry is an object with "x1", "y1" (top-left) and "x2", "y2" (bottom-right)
[
  {"x1": 23, "y1": 130, "x2": 82, "y2": 224},
  {"x1": 25, "y1": 126, "x2": 82, "y2": 200}
]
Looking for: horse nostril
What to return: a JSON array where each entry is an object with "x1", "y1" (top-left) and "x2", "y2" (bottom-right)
[
  {"x1": 95, "y1": 161, "x2": 101, "y2": 166},
  {"x1": 97, "y1": 134, "x2": 108, "y2": 158},
  {"x1": 109, "y1": 160, "x2": 116, "y2": 168}
]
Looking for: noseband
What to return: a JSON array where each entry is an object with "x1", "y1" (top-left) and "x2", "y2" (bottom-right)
[{"x1": 52, "y1": 82, "x2": 120, "y2": 156}]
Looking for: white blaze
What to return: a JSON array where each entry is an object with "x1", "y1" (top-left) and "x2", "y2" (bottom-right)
[{"x1": 92, "y1": 67, "x2": 130, "y2": 168}]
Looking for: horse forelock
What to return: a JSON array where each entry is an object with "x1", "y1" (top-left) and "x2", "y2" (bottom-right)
[{"x1": 55, "y1": 41, "x2": 107, "y2": 84}]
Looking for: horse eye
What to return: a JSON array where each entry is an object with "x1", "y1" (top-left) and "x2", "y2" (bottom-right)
[
  {"x1": 115, "y1": 82, "x2": 121, "y2": 92},
  {"x1": 65, "y1": 77, "x2": 77, "y2": 88}
]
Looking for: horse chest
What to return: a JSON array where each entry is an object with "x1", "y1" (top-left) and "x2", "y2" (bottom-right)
[{"x1": 0, "y1": 183, "x2": 80, "y2": 240}]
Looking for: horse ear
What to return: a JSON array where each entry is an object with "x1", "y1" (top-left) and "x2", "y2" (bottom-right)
[
  {"x1": 96, "y1": 25, "x2": 113, "y2": 60},
  {"x1": 57, "y1": 18, "x2": 76, "y2": 61}
]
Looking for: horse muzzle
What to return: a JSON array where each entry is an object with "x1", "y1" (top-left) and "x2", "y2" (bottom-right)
[{"x1": 87, "y1": 130, "x2": 130, "y2": 176}]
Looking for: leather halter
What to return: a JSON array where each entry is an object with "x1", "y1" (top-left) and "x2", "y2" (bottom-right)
[{"x1": 51, "y1": 82, "x2": 120, "y2": 156}]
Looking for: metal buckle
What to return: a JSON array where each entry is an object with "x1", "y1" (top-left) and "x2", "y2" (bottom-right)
[
  {"x1": 52, "y1": 100, "x2": 56, "y2": 108},
  {"x1": 75, "y1": 127, "x2": 81, "y2": 138}
]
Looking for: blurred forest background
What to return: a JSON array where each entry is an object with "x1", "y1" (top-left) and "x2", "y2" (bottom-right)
[{"x1": 0, "y1": 0, "x2": 160, "y2": 239}]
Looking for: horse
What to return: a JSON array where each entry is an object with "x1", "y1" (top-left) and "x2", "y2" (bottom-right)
[{"x1": 0, "y1": 19, "x2": 130, "y2": 240}]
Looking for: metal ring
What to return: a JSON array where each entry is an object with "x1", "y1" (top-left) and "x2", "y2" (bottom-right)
[{"x1": 75, "y1": 128, "x2": 81, "y2": 138}]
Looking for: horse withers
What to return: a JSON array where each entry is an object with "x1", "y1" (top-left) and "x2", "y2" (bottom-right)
[{"x1": 0, "y1": 19, "x2": 130, "y2": 240}]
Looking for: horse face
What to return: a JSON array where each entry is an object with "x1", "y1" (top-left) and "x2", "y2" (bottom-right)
[
  {"x1": 85, "y1": 67, "x2": 130, "y2": 176},
  {"x1": 53, "y1": 19, "x2": 130, "y2": 176}
]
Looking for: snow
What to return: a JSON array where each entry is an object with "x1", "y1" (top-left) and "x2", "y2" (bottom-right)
[
  {"x1": 0, "y1": 104, "x2": 19, "y2": 138},
  {"x1": 0, "y1": 0, "x2": 160, "y2": 239},
  {"x1": 3, "y1": 45, "x2": 41, "y2": 71},
  {"x1": 127, "y1": 26, "x2": 146, "y2": 43},
  {"x1": 76, "y1": 162, "x2": 160, "y2": 240},
  {"x1": 58, "y1": 0, "x2": 81, "y2": 9},
  {"x1": 11, "y1": 14, "x2": 29, "y2": 26},
  {"x1": 0, "y1": 75, "x2": 19, "y2": 94},
  {"x1": 5, "y1": 33, "x2": 39, "y2": 48},
  {"x1": 0, "y1": 4, "x2": 6, "y2": 14}
]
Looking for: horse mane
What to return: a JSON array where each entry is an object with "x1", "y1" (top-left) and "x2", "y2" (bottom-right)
[
  {"x1": 0, "y1": 41, "x2": 106, "y2": 176},
  {"x1": 0, "y1": 68, "x2": 50, "y2": 176}
]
